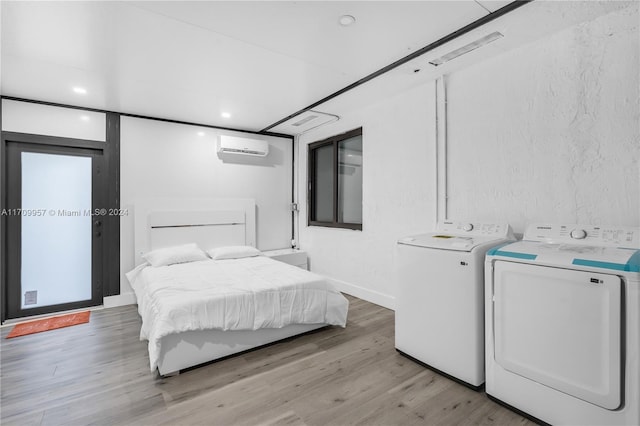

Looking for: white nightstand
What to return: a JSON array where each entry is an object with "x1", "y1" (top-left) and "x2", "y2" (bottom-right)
[{"x1": 263, "y1": 248, "x2": 308, "y2": 270}]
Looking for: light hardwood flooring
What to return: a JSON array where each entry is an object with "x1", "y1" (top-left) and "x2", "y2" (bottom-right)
[{"x1": 1, "y1": 296, "x2": 535, "y2": 426}]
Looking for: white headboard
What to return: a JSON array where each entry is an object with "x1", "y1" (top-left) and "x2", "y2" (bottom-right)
[{"x1": 134, "y1": 198, "x2": 256, "y2": 266}]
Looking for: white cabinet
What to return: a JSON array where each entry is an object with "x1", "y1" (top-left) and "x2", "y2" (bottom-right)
[{"x1": 263, "y1": 249, "x2": 308, "y2": 270}]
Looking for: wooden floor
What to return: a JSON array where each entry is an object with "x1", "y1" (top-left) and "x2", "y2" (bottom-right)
[{"x1": 1, "y1": 296, "x2": 535, "y2": 426}]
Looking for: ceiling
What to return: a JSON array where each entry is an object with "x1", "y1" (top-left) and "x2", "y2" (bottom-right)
[{"x1": 0, "y1": 1, "x2": 631, "y2": 135}]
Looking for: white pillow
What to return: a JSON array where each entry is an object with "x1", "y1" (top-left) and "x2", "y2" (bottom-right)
[
  {"x1": 207, "y1": 245, "x2": 262, "y2": 260},
  {"x1": 142, "y1": 243, "x2": 208, "y2": 267}
]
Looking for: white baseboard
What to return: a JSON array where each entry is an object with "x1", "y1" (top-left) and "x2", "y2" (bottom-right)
[
  {"x1": 103, "y1": 292, "x2": 137, "y2": 308},
  {"x1": 326, "y1": 277, "x2": 395, "y2": 311}
]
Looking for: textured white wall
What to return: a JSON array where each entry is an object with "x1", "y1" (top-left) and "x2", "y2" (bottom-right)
[
  {"x1": 446, "y1": 4, "x2": 639, "y2": 234},
  {"x1": 297, "y1": 4, "x2": 638, "y2": 309},
  {"x1": 297, "y1": 83, "x2": 436, "y2": 308},
  {"x1": 120, "y1": 117, "x2": 293, "y2": 295}
]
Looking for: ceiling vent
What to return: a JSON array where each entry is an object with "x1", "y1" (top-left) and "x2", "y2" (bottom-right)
[
  {"x1": 428, "y1": 32, "x2": 504, "y2": 66},
  {"x1": 269, "y1": 110, "x2": 339, "y2": 135}
]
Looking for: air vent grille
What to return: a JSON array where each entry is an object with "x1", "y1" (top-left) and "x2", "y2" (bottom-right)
[
  {"x1": 269, "y1": 110, "x2": 339, "y2": 135},
  {"x1": 24, "y1": 290, "x2": 37, "y2": 305},
  {"x1": 292, "y1": 115, "x2": 319, "y2": 127},
  {"x1": 429, "y1": 32, "x2": 503, "y2": 66}
]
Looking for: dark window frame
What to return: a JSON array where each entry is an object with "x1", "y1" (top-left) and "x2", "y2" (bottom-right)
[{"x1": 307, "y1": 127, "x2": 362, "y2": 231}]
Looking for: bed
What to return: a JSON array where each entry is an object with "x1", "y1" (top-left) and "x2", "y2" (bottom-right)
[{"x1": 127, "y1": 198, "x2": 349, "y2": 376}]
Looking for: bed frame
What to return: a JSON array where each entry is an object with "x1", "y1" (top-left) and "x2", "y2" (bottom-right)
[{"x1": 133, "y1": 198, "x2": 325, "y2": 376}]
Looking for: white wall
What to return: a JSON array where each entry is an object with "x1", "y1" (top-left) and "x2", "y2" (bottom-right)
[
  {"x1": 1, "y1": 103, "x2": 293, "y2": 303},
  {"x1": 445, "y1": 4, "x2": 639, "y2": 233},
  {"x1": 297, "y1": 4, "x2": 639, "y2": 309},
  {"x1": 297, "y1": 83, "x2": 437, "y2": 309},
  {"x1": 119, "y1": 117, "x2": 293, "y2": 295},
  {"x1": 2, "y1": 99, "x2": 106, "y2": 141}
]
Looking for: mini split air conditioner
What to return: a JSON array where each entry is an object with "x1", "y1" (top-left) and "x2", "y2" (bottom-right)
[{"x1": 217, "y1": 135, "x2": 269, "y2": 157}]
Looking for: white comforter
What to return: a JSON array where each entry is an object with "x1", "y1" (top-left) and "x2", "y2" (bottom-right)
[{"x1": 127, "y1": 256, "x2": 349, "y2": 371}]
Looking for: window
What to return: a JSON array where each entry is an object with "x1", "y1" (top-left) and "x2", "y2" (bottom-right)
[{"x1": 308, "y1": 127, "x2": 362, "y2": 230}]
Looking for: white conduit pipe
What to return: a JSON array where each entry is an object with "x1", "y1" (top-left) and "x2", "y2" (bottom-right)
[{"x1": 435, "y1": 75, "x2": 449, "y2": 224}]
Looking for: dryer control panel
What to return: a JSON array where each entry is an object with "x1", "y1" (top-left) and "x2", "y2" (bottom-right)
[
  {"x1": 438, "y1": 220, "x2": 513, "y2": 238},
  {"x1": 524, "y1": 224, "x2": 640, "y2": 248}
]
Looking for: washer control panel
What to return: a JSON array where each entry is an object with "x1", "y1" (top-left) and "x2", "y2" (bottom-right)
[
  {"x1": 524, "y1": 223, "x2": 640, "y2": 248},
  {"x1": 438, "y1": 221, "x2": 512, "y2": 238}
]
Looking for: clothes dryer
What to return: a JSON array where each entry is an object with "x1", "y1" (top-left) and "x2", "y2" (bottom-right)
[
  {"x1": 395, "y1": 221, "x2": 514, "y2": 389},
  {"x1": 485, "y1": 223, "x2": 640, "y2": 425}
]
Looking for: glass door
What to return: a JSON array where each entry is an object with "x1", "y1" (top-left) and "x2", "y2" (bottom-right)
[{"x1": 5, "y1": 143, "x2": 104, "y2": 319}]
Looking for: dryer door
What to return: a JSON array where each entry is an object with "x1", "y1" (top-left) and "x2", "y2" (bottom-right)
[{"x1": 492, "y1": 262, "x2": 622, "y2": 410}]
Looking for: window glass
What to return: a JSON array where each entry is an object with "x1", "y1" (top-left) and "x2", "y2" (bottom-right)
[
  {"x1": 338, "y1": 135, "x2": 363, "y2": 224},
  {"x1": 313, "y1": 144, "x2": 334, "y2": 222},
  {"x1": 21, "y1": 152, "x2": 92, "y2": 309}
]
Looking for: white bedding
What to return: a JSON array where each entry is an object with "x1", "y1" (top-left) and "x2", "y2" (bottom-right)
[{"x1": 127, "y1": 256, "x2": 349, "y2": 371}]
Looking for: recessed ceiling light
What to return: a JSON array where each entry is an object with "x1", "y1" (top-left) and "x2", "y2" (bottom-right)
[
  {"x1": 80, "y1": 115, "x2": 90, "y2": 121},
  {"x1": 197, "y1": 131, "x2": 205, "y2": 136},
  {"x1": 73, "y1": 87, "x2": 87, "y2": 95},
  {"x1": 338, "y1": 15, "x2": 356, "y2": 26},
  {"x1": 221, "y1": 112, "x2": 231, "y2": 119}
]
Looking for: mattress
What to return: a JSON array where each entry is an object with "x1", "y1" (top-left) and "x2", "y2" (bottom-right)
[{"x1": 127, "y1": 256, "x2": 349, "y2": 371}]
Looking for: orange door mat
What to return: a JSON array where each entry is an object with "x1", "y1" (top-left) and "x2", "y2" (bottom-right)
[{"x1": 6, "y1": 311, "x2": 90, "y2": 339}]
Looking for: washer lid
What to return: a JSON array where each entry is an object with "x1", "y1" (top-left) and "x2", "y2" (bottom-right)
[
  {"x1": 398, "y1": 233, "x2": 508, "y2": 252},
  {"x1": 398, "y1": 220, "x2": 515, "y2": 252},
  {"x1": 488, "y1": 240, "x2": 640, "y2": 272}
]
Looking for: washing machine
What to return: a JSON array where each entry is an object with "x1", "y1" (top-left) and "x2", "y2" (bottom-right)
[
  {"x1": 395, "y1": 220, "x2": 514, "y2": 389},
  {"x1": 485, "y1": 223, "x2": 640, "y2": 425}
]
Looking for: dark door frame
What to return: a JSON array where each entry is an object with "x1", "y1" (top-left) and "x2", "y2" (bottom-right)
[
  {"x1": 5, "y1": 141, "x2": 104, "y2": 318},
  {"x1": 1, "y1": 115, "x2": 120, "y2": 321}
]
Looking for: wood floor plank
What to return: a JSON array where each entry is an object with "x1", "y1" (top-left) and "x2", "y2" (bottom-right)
[{"x1": 1, "y1": 296, "x2": 535, "y2": 425}]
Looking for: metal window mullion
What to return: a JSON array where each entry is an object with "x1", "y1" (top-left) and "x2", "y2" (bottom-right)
[
  {"x1": 307, "y1": 147, "x2": 313, "y2": 224},
  {"x1": 333, "y1": 140, "x2": 339, "y2": 226}
]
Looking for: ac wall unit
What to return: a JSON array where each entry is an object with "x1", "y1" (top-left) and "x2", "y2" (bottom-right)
[{"x1": 218, "y1": 135, "x2": 269, "y2": 157}]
